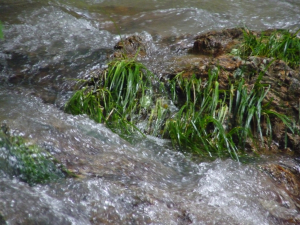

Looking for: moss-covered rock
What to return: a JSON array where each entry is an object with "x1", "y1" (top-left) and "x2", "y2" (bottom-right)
[{"x1": 0, "y1": 124, "x2": 74, "y2": 186}]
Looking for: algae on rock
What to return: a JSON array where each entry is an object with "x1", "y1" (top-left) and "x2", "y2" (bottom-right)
[{"x1": 0, "y1": 124, "x2": 74, "y2": 186}]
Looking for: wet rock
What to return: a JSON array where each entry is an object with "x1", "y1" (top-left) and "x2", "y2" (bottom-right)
[
  {"x1": 113, "y1": 35, "x2": 146, "y2": 58},
  {"x1": 259, "y1": 159, "x2": 300, "y2": 222},
  {"x1": 260, "y1": 196, "x2": 300, "y2": 222},
  {"x1": 260, "y1": 164, "x2": 299, "y2": 196},
  {"x1": 166, "y1": 54, "x2": 240, "y2": 87},
  {"x1": 161, "y1": 33, "x2": 195, "y2": 54},
  {"x1": 214, "y1": 55, "x2": 241, "y2": 71},
  {"x1": 288, "y1": 78, "x2": 300, "y2": 96},
  {"x1": 287, "y1": 132, "x2": 300, "y2": 151},
  {"x1": 191, "y1": 28, "x2": 243, "y2": 56},
  {"x1": 0, "y1": 123, "x2": 8, "y2": 135},
  {"x1": 176, "y1": 210, "x2": 193, "y2": 224}
]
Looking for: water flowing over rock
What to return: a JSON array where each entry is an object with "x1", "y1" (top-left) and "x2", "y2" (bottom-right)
[{"x1": 1, "y1": 0, "x2": 300, "y2": 224}]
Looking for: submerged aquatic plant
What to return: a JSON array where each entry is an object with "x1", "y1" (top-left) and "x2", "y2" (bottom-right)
[
  {"x1": 0, "y1": 126, "x2": 72, "y2": 186},
  {"x1": 239, "y1": 28, "x2": 300, "y2": 68}
]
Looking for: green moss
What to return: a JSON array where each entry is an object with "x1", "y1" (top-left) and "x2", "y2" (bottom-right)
[
  {"x1": 0, "y1": 125, "x2": 75, "y2": 186},
  {"x1": 0, "y1": 21, "x2": 3, "y2": 40}
]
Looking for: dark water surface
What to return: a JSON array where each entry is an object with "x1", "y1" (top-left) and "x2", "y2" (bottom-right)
[{"x1": 1, "y1": 0, "x2": 300, "y2": 224}]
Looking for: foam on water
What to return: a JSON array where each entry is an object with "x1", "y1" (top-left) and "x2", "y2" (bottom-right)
[
  {"x1": 1, "y1": 0, "x2": 300, "y2": 223},
  {"x1": 0, "y1": 90, "x2": 297, "y2": 224}
]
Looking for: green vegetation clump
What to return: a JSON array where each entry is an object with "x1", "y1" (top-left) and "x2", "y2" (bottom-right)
[
  {"x1": 0, "y1": 20, "x2": 3, "y2": 39},
  {"x1": 164, "y1": 68, "x2": 294, "y2": 159},
  {"x1": 66, "y1": 32, "x2": 297, "y2": 160},
  {"x1": 239, "y1": 28, "x2": 300, "y2": 68},
  {"x1": 65, "y1": 58, "x2": 161, "y2": 138},
  {"x1": 164, "y1": 69, "x2": 238, "y2": 158},
  {"x1": 0, "y1": 125, "x2": 73, "y2": 186}
]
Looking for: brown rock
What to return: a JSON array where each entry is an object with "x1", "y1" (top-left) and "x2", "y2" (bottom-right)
[
  {"x1": 261, "y1": 164, "x2": 299, "y2": 196},
  {"x1": 191, "y1": 28, "x2": 243, "y2": 56},
  {"x1": 213, "y1": 55, "x2": 241, "y2": 71},
  {"x1": 113, "y1": 35, "x2": 146, "y2": 58}
]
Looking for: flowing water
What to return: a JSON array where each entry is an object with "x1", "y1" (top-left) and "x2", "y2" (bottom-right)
[{"x1": 1, "y1": 0, "x2": 300, "y2": 224}]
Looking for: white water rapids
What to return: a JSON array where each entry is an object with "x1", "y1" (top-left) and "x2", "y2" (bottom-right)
[{"x1": 1, "y1": 0, "x2": 300, "y2": 224}]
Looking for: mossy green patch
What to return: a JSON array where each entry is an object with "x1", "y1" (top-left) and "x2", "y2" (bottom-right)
[
  {"x1": 0, "y1": 125, "x2": 75, "y2": 186},
  {"x1": 0, "y1": 21, "x2": 3, "y2": 40}
]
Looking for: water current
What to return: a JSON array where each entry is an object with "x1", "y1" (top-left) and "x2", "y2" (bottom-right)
[{"x1": 1, "y1": 0, "x2": 300, "y2": 224}]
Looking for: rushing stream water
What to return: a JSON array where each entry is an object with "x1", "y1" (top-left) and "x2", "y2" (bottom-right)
[{"x1": 1, "y1": 0, "x2": 300, "y2": 224}]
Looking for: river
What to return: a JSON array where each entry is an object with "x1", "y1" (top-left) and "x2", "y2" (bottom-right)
[{"x1": 0, "y1": 0, "x2": 300, "y2": 224}]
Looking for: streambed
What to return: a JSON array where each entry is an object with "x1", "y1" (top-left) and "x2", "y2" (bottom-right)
[{"x1": 1, "y1": 0, "x2": 300, "y2": 224}]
